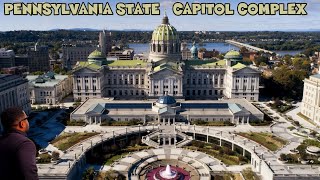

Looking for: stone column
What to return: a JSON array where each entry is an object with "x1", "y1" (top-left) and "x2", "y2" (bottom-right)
[
  {"x1": 206, "y1": 127, "x2": 209, "y2": 143},
  {"x1": 138, "y1": 74, "x2": 141, "y2": 85},
  {"x1": 150, "y1": 80, "x2": 154, "y2": 96},
  {"x1": 133, "y1": 74, "x2": 136, "y2": 85},
  {"x1": 232, "y1": 143, "x2": 234, "y2": 151}
]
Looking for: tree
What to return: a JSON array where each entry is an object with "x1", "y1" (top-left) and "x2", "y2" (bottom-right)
[
  {"x1": 82, "y1": 167, "x2": 95, "y2": 180},
  {"x1": 253, "y1": 55, "x2": 269, "y2": 66},
  {"x1": 51, "y1": 151, "x2": 60, "y2": 161},
  {"x1": 239, "y1": 47, "x2": 249, "y2": 54}
]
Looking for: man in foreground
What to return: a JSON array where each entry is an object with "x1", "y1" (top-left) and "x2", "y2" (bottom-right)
[{"x1": 0, "y1": 107, "x2": 38, "y2": 180}]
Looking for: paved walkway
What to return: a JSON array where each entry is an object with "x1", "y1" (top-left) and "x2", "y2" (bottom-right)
[{"x1": 286, "y1": 102, "x2": 318, "y2": 130}]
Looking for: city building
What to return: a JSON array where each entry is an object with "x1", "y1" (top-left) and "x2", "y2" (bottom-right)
[
  {"x1": 0, "y1": 48, "x2": 15, "y2": 68},
  {"x1": 181, "y1": 42, "x2": 192, "y2": 60},
  {"x1": 26, "y1": 72, "x2": 73, "y2": 105},
  {"x1": 301, "y1": 74, "x2": 320, "y2": 125},
  {"x1": 72, "y1": 15, "x2": 260, "y2": 102},
  {"x1": 62, "y1": 44, "x2": 97, "y2": 70},
  {"x1": 0, "y1": 74, "x2": 31, "y2": 124},
  {"x1": 107, "y1": 49, "x2": 134, "y2": 60},
  {"x1": 99, "y1": 30, "x2": 112, "y2": 57},
  {"x1": 27, "y1": 44, "x2": 50, "y2": 72},
  {"x1": 1, "y1": 66, "x2": 28, "y2": 77},
  {"x1": 71, "y1": 96, "x2": 263, "y2": 124},
  {"x1": 15, "y1": 55, "x2": 31, "y2": 68},
  {"x1": 198, "y1": 49, "x2": 219, "y2": 59}
]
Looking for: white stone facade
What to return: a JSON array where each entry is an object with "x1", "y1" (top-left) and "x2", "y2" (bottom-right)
[
  {"x1": 27, "y1": 74, "x2": 73, "y2": 105},
  {"x1": 301, "y1": 74, "x2": 320, "y2": 125}
]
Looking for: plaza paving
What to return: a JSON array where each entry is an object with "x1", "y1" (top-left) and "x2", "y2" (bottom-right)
[{"x1": 36, "y1": 101, "x2": 320, "y2": 179}]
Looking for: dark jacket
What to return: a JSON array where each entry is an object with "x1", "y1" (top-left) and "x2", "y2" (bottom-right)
[{"x1": 0, "y1": 130, "x2": 38, "y2": 180}]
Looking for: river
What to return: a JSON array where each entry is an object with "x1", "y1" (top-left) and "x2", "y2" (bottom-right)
[{"x1": 128, "y1": 43, "x2": 301, "y2": 56}]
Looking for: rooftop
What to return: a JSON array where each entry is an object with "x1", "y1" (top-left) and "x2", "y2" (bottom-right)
[
  {"x1": 232, "y1": 62, "x2": 247, "y2": 69},
  {"x1": 185, "y1": 60, "x2": 226, "y2": 67},
  {"x1": 27, "y1": 74, "x2": 69, "y2": 87},
  {"x1": 106, "y1": 60, "x2": 147, "y2": 67}
]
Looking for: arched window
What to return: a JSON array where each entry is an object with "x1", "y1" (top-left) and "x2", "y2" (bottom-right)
[
  {"x1": 164, "y1": 44, "x2": 167, "y2": 53},
  {"x1": 158, "y1": 44, "x2": 161, "y2": 52}
]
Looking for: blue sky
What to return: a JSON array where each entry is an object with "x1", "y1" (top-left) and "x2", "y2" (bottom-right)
[{"x1": 0, "y1": 0, "x2": 319, "y2": 31}]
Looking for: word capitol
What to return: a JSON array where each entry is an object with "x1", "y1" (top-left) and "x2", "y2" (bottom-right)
[
  {"x1": 173, "y1": 2, "x2": 307, "y2": 15},
  {"x1": 3, "y1": 2, "x2": 160, "y2": 15}
]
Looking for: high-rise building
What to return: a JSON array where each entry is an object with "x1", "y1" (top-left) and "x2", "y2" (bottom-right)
[
  {"x1": 0, "y1": 74, "x2": 31, "y2": 127},
  {"x1": 27, "y1": 44, "x2": 50, "y2": 72},
  {"x1": 99, "y1": 30, "x2": 112, "y2": 57},
  {"x1": 0, "y1": 48, "x2": 15, "y2": 68},
  {"x1": 62, "y1": 44, "x2": 96, "y2": 70}
]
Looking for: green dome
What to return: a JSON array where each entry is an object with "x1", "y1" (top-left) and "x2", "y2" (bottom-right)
[
  {"x1": 88, "y1": 50, "x2": 105, "y2": 59},
  {"x1": 88, "y1": 50, "x2": 106, "y2": 66},
  {"x1": 225, "y1": 50, "x2": 242, "y2": 60},
  {"x1": 151, "y1": 15, "x2": 179, "y2": 42}
]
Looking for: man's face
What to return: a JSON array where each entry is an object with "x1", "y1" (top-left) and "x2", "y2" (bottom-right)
[{"x1": 19, "y1": 111, "x2": 29, "y2": 132}]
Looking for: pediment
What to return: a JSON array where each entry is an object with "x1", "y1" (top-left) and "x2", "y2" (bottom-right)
[
  {"x1": 149, "y1": 67, "x2": 183, "y2": 77},
  {"x1": 233, "y1": 67, "x2": 260, "y2": 74},
  {"x1": 73, "y1": 67, "x2": 100, "y2": 74}
]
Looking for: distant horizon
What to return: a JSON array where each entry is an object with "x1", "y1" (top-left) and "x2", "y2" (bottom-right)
[{"x1": 2, "y1": 28, "x2": 320, "y2": 33}]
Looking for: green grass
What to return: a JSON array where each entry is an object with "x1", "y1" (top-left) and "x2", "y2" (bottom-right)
[
  {"x1": 51, "y1": 132, "x2": 99, "y2": 151},
  {"x1": 104, "y1": 145, "x2": 150, "y2": 166},
  {"x1": 297, "y1": 112, "x2": 317, "y2": 126},
  {"x1": 191, "y1": 120, "x2": 234, "y2": 126},
  {"x1": 105, "y1": 152, "x2": 129, "y2": 165},
  {"x1": 241, "y1": 168, "x2": 260, "y2": 180},
  {"x1": 237, "y1": 132, "x2": 287, "y2": 151},
  {"x1": 287, "y1": 126, "x2": 295, "y2": 131},
  {"x1": 101, "y1": 120, "x2": 142, "y2": 126},
  {"x1": 281, "y1": 139, "x2": 320, "y2": 164},
  {"x1": 185, "y1": 141, "x2": 249, "y2": 166},
  {"x1": 37, "y1": 154, "x2": 52, "y2": 164}
]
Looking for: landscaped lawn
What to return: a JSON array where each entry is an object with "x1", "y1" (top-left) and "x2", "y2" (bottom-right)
[
  {"x1": 105, "y1": 152, "x2": 129, "y2": 165},
  {"x1": 237, "y1": 132, "x2": 287, "y2": 151},
  {"x1": 191, "y1": 120, "x2": 234, "y2": 126},
  {"x1": 51, "y1": 132, "x2": 99, "y2": 151},
  {"x1": 185, "y1": 141, "x2": 249, "y2": 166},
  {"x1": 104, "y1": 145, "x2": 150, "y2": 165},
  {"x1": 280, "y1": 139, "x2": 320, "y2": 164},
  {"x1": 101, "y1": 120, "x2": 143, "y2": 126}
]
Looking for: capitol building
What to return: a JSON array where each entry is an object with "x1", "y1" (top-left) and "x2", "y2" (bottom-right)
[{"x1": 72, "y1": 15, "x2": 260, "y2": 102}]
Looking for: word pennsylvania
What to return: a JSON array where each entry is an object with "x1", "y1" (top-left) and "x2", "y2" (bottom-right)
[
  {"x1": 3, "y1": 2, "x2": 307, "y2": 16},
  {"x1": 3, "y1": 2, "x2": 160, "y2": 16}
]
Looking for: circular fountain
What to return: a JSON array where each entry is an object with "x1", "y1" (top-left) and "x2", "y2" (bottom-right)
[
  {"x1": 147, "y1": 164, "x2": 190, "y2": 180},
  {"x1": 159, "y1": 165, "x2": 177, "y2": 179}
]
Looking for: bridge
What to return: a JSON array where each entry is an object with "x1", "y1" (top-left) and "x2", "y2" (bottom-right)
[{"x1": 225, "y1": 40, "x2": 275, "y2": 55}]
